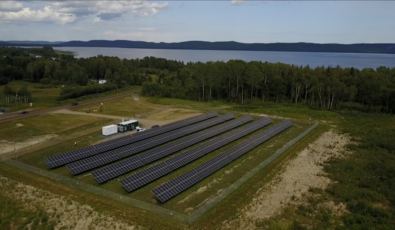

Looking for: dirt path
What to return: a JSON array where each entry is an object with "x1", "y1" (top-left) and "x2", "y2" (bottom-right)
[
  {"x1": 52, "y1": 109, "x2": 202, "y2": 128},
  {"x1": 223, "y1": 130, "x2": 350, "y2": 229},
  {"x1": 1, "y1": 109, "x2": 202, "y2": 159},
  {"x1": 0, "y1": 91, "x2": 134, "y2": 124},
  {"x1": 0, "y1": 176, "x2": 141, "y2": 230},
  {"x1": 0, "y1": 134, "x2": 58, "y2": 156}
]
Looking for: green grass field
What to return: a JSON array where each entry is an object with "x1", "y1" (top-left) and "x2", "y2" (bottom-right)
[
  {"x1": 16, "y1": 115, "x2": 310, "y2": 215},
  {"x1": 0, "y1": 113, "x2": 112, "y2": 142},
  {"x1": 72, "y1": 96, "x2": 165, "y2": 117}
]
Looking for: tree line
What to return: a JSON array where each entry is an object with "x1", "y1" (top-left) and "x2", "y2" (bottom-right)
[{"x1": 1, "y1": 46, "x2": 394, "y2": 113}]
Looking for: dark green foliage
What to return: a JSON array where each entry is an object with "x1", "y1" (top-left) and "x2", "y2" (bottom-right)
[
  {"x1": 325, "y1": 112, "x2": 395, "y2": 229},
  {"x1": 58, "y1": 84, "x2": 118, "y2": 100},
  {"x1": 0, "y1": 46, "x2": 58, "y2": 58},
  {"x1": 2, "y1": 46, "x2": 395, "y2": 114}
]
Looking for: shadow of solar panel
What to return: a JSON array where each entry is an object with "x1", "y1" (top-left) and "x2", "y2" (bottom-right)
[
  {"x1": 121, "y1": 163, "x2": 173, "y2": 192},
  {"x1": 92, "y1": 157, "x2": 145, "y2": 184},
  {"x1": 197, "y1": 157, "x2": 231, "y2": 179},
  {"x1": 151, "y1": 119, "x2": 293, "y2": 202},
  {"x1": 120, "y1": 118, "x2": 272, "y2": 191},
  {"x1": 153, "y1": 171, "x2": 201, "y2": 203}
]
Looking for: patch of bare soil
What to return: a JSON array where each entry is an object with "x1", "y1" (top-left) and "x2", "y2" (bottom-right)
[
  {"x1": 145, "y1": 108, "x2": 202, "y2": 121},
  {"x1": 0, "y1": 176, "x2": 141, "y2": 230},
  {"x1": 0, "y1": 134, "x2": 58, "y2": 155},
  {"x1": 222, "y1": 130, "x2": 350, "y2": 229},
  {"x1": 247, "y1": 113, "x2": 290, "y2": 120}
]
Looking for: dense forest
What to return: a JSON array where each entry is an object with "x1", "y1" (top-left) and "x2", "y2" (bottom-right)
[{"x1": 1, "y1": 46, "x2": 395, "y2": 113}]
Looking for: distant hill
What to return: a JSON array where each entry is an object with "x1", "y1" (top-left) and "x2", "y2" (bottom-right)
[{"x1": 2, "y1": 40, "x2": 395, "y2": 54}]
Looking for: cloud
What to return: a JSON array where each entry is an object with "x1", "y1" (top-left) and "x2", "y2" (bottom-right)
[
  {"x1": 50, "y1": 1, "x2": 168, "y2": 19},
  {"x1": 230, "y1": 0, "x2": 247, "y2": 5},
  {"x1": 0, "y1": 1, "x2": 168, "y2": 24},
  {"x1": 0, "y1": 6, "x2": 76, "y2": 25},
  {"x1": 0, "y1": 1, "x2": 23, "y2": 12},
  {"x1": 138, "y1": 27, "x2": 156, "y2": 31},
  {"x1": 97, "y1": 13, "x2": 123, "y2": 21}
]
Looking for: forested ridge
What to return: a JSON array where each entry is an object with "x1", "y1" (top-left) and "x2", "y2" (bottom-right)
[
  {"x1": 1, "y1": 46, "x2": 395, "y2": 113},
  {"x1": 3, "y1": 40, "x2": 395, "y2": 54}
]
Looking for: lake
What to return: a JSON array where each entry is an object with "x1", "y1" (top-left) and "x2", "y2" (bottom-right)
[{"x1": 55, "y1": 47, "x2": 395, "y2": 70}]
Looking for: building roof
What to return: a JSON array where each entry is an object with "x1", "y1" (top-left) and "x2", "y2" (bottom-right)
[
  {"x1": 102, "y1": 124, "x2": 118, "y2": 129},
  {"x1": 118, "y1": 120, "x2": 138, "y2": 125}
]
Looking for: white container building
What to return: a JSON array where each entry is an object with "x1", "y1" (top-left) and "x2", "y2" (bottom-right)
[{"x1": 102, "y1": 125, "x2": 118, "y2": 136}]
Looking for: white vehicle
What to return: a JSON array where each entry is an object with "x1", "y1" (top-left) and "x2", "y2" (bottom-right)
[{"x1": 136, "y1": 126, "x2": 146, "y2": 132}]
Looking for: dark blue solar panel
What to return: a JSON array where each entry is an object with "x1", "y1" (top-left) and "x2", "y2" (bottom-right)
[
  {"x1": 45, "y1": 111, "x2": 218, "y2": 168},
  {"x1": 151, "y1": 120, "x2": 293, "y2": 202},
  {"x1": 67, "y1": 114, "x2": 234, "y2": 175},
  {"x1": 94, "y1": 115, "x2": 251, "y2": 182},
  {"x1": 120, "y1": 118, "x2": 272, "y2": 191}
]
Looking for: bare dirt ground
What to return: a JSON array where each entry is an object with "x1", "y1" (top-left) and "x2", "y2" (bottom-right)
[
  {"x1": 222, "y1": 130, "x2": 351, "y2": 229},
  {"x1": 0, "y1": 175, "x2": 142, "y2": 230},
  {"x1": 0, "y1": 134, "x2": 58, "y2": 156},
  {"x1": 145, "y1": 108, "x2": 202, "y2": 121}
]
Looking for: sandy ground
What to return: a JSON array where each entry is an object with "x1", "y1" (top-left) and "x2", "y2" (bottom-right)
[
  {"x1": 0, "y1": 134, "x2": 58, "y2": 156},
  {"x1": 145, "y1": 108, "x2": 202, "y2": 121},
  {"x1": 222, "y1": 130, "x2": 350, "y2": 229},
  {"x1": 0, "y1": 175, "x2": 142, "y2": 230}
]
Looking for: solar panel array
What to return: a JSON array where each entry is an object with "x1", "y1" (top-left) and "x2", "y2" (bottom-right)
[
  {"x1": 44, "y1": 112, "x2": 218, "y2": 168},
  {"x1": 92, "y1": 115, "x2": 254, "y2": 184},
  {"x1": 66, "y1": 113, "x2": 235, "y2": 175},
  {"x1": 120, "y1": 118, "x2": 273, "y2": 192},
  {"x1": 152, "y1": 120, "x2": 293, "y2": 202}
]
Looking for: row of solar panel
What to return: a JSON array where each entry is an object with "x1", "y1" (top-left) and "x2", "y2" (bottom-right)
[
  {"x1": 152, "y1": 120, "x2": 293, "y2": 202},
  {"x1": 44, "y1": 111, "x2": 218, "y2": 168},
  {"x1": 66, "y1": 113, "x2": 235, "y2": 175},
  {"x1": 92, "y1": 115, "x2": 254, "y2": 183},
  {"x1": 120, "y1": 118, "x2": 273, "y2": 192}
]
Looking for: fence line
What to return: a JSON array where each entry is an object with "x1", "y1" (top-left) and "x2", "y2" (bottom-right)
[
  {"x1": 187, "y1": 122, "x2": 318, "y2": 224},
  {"x1": 1, "y1": 123, "x2": 318, "y2": 225},
  {"x1": 1, "y1": 159, "x2": 189, "y2": 224}
]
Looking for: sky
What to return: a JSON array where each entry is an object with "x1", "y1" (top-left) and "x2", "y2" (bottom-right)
[{"x1": 0, "y1": 0, "x2": 394, "y2": 44}]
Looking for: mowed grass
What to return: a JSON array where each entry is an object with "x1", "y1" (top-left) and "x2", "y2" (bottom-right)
[
  {"x1": 17, "y1": 130, "x2": 104, "y2": 170},
  {"x1": 73, "y1": 96, "x2": 166, "y2": 117},
  {"x1": 148, "y1": 97, "x2": 342, "y2": 121},
  {"x1": 17, "y1": 116, "x2": 310, "y2": 214},
  {"x1": 0, "y1": 114, "x2": 110, "y2": 142}
]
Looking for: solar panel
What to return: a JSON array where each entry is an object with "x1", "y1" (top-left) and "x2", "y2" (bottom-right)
[
  {"x1": 151, "y1": 120, "x2": 293, "y2": 202},
  {"x1": 44, "y1": 111, "x2": 218, "y2": 168},
  {"x1": 92, "y1": 116, "x2": 252, "y2": 183},
  {"x1": 67, "y1": 113, "x2": 234, "y2": 175},
  {"x1": 120, "y1": 118, "x2": 273, "y2": 191}
]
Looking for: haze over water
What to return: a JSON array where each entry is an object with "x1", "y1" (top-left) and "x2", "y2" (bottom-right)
[{"x1": 56, "y1": 47, "x2": 395, "y2": 70}]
